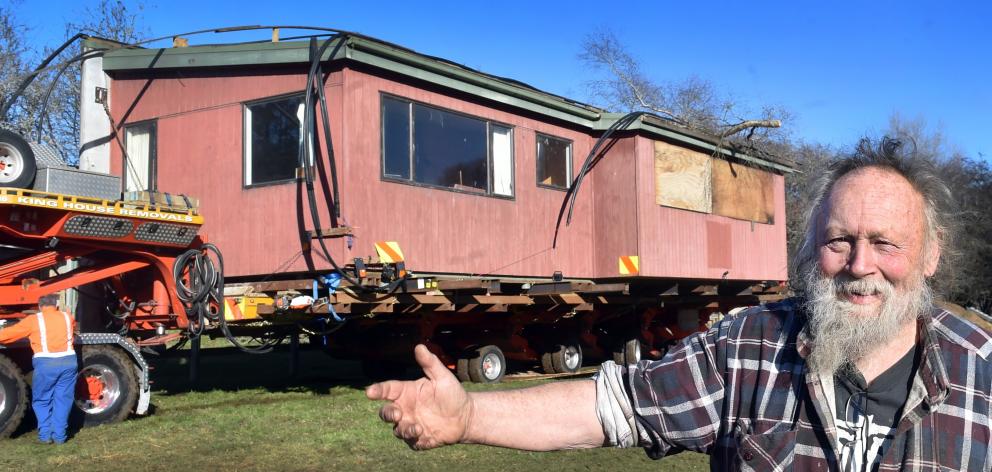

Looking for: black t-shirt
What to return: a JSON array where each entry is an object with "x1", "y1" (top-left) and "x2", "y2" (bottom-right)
[{"x1": 833, "y1": 344, "x2": 919, "y2": 472}]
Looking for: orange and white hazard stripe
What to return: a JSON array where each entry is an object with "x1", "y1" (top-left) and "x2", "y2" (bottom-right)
[
  {"x1": 618, "y1": 255, "x2": 639, "y2": 275},
  {"x1": 375, "y1": 241, "x2": 404, "y2": 263},
  {"x1": 224, "y1": 298, "x2": 244, "y2": 321}
]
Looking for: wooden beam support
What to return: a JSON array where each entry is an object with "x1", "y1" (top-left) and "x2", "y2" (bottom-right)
[
  {"x1": 436, "y1": 279, "x2": 502, "y2": 293},
  {"x1": 307, "y1": 227, "x2": 354, "y2": 239}
]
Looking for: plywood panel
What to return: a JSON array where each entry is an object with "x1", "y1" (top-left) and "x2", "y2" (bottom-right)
[
  {"x1": 654, "y1": 141, "x2": 711, "y2": 213},
  {"x1": 711, "y1": 159, "x2": 774, "y2": 224},
  {"x1": 636, "y1": 137, "x2": 788, "y2": 281}
]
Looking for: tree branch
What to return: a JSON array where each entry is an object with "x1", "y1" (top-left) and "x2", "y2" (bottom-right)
[{"x1": 720, "y1": 119, "x2": 781, "y2": 138}]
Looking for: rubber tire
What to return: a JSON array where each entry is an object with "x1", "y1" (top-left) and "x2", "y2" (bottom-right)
[
  {"x1": 0, "y1": 355, "x2": 28, "y2": 438},
  {"x1": 550, "y1": 342, "x2": 583, "y2": 374},
  {"x1": 612, "y1": 338, "x2": 642, "y2": 366},
  {"x1": 76, "y1": 345, "x2": 139, "y2": 426},
  {"x1": 455, "y1": 358, "x2": 471, "y2": 382},
  {"x1": 468, "y1": 345, "x2": 505, "y2": 384},
  {"x1": 540, "y1": 351, "x2": 556, "y2": 374},
  {"x1": 361, "y1": 359, "x2": 407, "y2": 382},
  {"x1": 0, "y1": 130, "x2": 37, "y2": 189}
]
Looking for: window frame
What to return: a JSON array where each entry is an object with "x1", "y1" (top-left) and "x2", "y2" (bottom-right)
[
  {"x1": 242, "y1": 92, "x2": 307, "y2": 189},
  {"x1": 535, "y1": 132, "x2": 572, "y2": 191},
  {"x1": 379, "y1": 93, "x2": 515, "y2": 199},
  {"x1": 122, "y1": 119, "x2": 157, "y2": 192}
]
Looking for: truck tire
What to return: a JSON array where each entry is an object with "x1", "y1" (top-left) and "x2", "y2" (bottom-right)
[
  {"x1": 468, "y1": 345, "x2": 505, "y2": 383},
  {"x1": 455, "y1": 358, "x2": 471, "y2": 382},
  {"x1": 550, "y1": 342, "x2": 583, "y2": 374},
  {"x1": 75, "y1": 345, "x2": 138, "y2": 426},
  {"x1": 0, "y1": 130, "x2": 37, "y2": 189},
  {"x1": 0, "y1": 355, "x2": 28, "y2": 438},
  {"x1": 540, "y1": 351, "x2": 556, "y2": 375},
  {"x1": 612, "y1": 338, "x2": 642, "y2": 366}
]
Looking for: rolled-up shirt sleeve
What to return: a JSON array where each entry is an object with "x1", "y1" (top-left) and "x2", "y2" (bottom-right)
[{"x1": 594, "y1": 323, "x2": 730, "y2": 458}]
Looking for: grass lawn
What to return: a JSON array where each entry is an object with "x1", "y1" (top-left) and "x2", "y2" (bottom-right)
[{"x1": 0, "y1": 344, "x2": 709, "y2": 471}]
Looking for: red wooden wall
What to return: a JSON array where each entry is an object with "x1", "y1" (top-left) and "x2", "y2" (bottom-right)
[{"x1": 106, "y1": 64, "x2": 788, "y2": 282}]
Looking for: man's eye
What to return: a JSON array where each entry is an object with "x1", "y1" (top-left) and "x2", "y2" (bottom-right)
[
  {"x1": 826, "y1": 238, "x2": 849, "y2": 249},
  {"x1": 875, "y1": 240, "x2": 898, "y2": 251}
]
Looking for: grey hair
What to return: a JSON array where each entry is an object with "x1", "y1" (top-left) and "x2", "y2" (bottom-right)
[
  {"x1": 792, "y1": 136, "x2": 958, "y2": 296},
  {"x1": 38, "y1": 294, "x2": 60, "y2": 308}
]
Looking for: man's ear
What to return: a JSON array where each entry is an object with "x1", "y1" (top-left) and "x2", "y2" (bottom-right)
[{"x1": 923, "y1": 240, "x2": 941, "y2": 278}]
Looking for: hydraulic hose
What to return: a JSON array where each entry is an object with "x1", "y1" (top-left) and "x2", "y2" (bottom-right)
[
  {"x1": 298, "y1": 36, "x2": 408, "y2": 295},
  {"x1": 173, "y1": 243, "x2": 277, "y2": 354},
  {"x1": 552, "y1": 112, "x2": 647, "y2": 248},
  {"x1": 0, "y1": 33, "x2": 88, "y2": 120}
]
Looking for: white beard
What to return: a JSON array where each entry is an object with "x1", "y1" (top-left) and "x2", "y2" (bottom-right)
[{"x1": 802, "y1": 268, "x2": 932, "y2": 377}]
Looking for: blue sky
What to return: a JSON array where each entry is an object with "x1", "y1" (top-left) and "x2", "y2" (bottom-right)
[{"x1": 11, "y1": 0, "x2": 991, "y2": 160}]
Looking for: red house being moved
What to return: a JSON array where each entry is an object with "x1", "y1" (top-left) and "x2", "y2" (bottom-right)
[{"x1": 73, "y1": 31, "x2": 794, "y2": 379}]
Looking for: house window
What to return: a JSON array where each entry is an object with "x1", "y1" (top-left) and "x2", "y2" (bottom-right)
[
  {"x1": 381, "y1": 95, "x2": 514, "y2": 197},
  {"x1": 536, "y1": 133, "x2": 571, "y2": 189},
  {"x1": 244, "y1": 94, "x2": 305, "y2": 186},
  {"x1": 123, "y1": 121, "x2": 156, "y2": 192}
]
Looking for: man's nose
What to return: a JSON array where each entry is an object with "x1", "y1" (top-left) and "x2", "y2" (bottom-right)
[{"x1": 846, "y1": 239, "x2": 876, "y2": 277}]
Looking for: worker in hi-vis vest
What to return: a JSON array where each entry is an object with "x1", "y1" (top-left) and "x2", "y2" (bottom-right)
[{"x1": 0, "y1": 293, "x2": 77, "y2": 444}]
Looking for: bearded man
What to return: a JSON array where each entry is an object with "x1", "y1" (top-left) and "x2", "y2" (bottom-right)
[{"x1": 367, "y1": 138, "x2": 992, "y2": 471}]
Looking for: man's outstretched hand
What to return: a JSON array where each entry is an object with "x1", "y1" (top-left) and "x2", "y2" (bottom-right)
[{"x1": 365, "y1": 344, "x2": 473, "y2": 450}]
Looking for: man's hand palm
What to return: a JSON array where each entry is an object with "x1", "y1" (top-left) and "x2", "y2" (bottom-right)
[{"x1": 367, "y1": 345, "x2": 472, "y2": 449}]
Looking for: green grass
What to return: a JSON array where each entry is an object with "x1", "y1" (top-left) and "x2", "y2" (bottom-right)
[{"x1": 0, "y1": 346, "x2": 708, "y2": 471}]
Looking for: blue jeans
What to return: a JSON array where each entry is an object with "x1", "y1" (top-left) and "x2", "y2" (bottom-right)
[{"x1": 32, "y1": 356, "x2": 78, "y2": 443}]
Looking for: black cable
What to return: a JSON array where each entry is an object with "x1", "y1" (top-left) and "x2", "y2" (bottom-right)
[
  {"x1": 552, "y1": 112, "x2": 646, "y2": 248},
  {"x1": 297, "y1": 36, "x2": 408, "y2": 295},
  {"x1": 0, "y1": 33, "x2": 88, "y2": 120},
  {"x1": 566, "y1": 111, "x2": 646, "y2": 226},
  {"x1": 34, "y1": 48, "x2": 109, "y2": 140},
  {"x1": 173, "y1": 243, "x2": 276, "y2": 354},
  {"x1": 313, "y1": 53, "x2": 341, "y2": 218}
]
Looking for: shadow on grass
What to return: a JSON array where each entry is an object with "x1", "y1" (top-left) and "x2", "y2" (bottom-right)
[{"x1": 144, "y1": 345, "x2": 422, "y2": 396}]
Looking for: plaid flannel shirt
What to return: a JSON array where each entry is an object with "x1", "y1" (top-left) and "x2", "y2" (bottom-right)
[{"x1": 595, "y1": 299, "x2": 992, "y2": 471}]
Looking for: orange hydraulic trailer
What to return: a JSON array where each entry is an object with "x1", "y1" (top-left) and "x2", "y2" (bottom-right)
[{"x1": 0, "y1": 187, "x2": 211, "y2": 436}]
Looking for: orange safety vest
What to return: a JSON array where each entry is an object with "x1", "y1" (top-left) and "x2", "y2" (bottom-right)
[{"x1": 0, "y1": 307, "x2": 76, "y2": 358}]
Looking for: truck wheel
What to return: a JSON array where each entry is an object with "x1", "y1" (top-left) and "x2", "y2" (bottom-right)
[
  {"x1": 0, "y1": 355, "x2": 28, "y2": 438},
  {"x1": 468, "y1": 345, "x2": 505, "y2": 383},
  {"x1": 612, "y1": 338, "x2": 642, "y2": 365},
  {"x1": 0, "y1": 130, "x2": 37, "y2": 189},
  {"x1": 550, "y1": 342, "x2": 583, "y2": 374},
  {"x1": 540, "y1": 351, "x2": 556, "y2": 374},
  {"x1": 455, "y1": 358, "x2": 471, "y2": 382},
  {"x1": 75, "y1": 345, "x2": 138, "y2": 426}
]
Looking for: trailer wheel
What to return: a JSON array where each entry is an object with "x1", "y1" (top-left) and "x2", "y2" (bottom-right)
[
  {"x1": 550, "y1": 342, "x2": 583, "y2": 374},
  {"x1": 0, "y1": 130, "x2": 37, "y2": 189},
  {"x1": 455, "y1": 358, "x2": 471, "y2": 382},
  {"x1": 0, "y1": 355, "x2": 28, "y2": 438},
  {"x1": 75, "y1": 345, "x2": 138, "y2": 426},
  {"x1": 540, "y1": 351, "x2": 556, "y2": 375},
  {"x1": 612, "y1": 338, "x2": 642, "y2": 366},
  {"x1": 468, "y1": 345, "x2": 505, "y2": 383}
]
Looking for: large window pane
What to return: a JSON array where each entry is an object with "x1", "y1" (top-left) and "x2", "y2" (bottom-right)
[
  {"x1": 245, "y1": 95, "x2": 304, "y2": 186},
  {"x1": 382, "y1": 97, "x2": 410, "y2": 179},
  {"x1": 413, "y1": 105, "x2": 488, "y2": 192},
  {"x1": 537, "y1": 134, "x2": 571, "y2": 189},
  {"x1": 381, "y1": 95, "x2": 514, "y2": 198}
]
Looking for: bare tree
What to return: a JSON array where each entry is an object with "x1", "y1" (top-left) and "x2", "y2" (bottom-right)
[
  {"x1": 0, "y1": 0, "x2": 145, "y2": 165},
  {"x1": 885, "y1": 115, "x2": 992, "y2": 310},
  {"x1": 579, "y1": 29, "x2": 782, "y2": 141}
]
